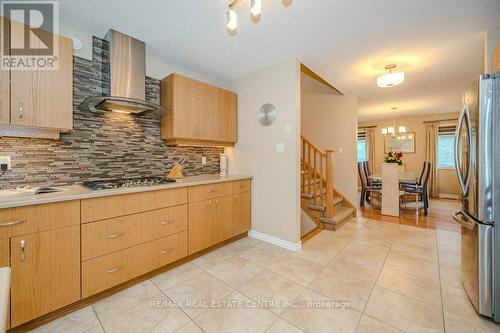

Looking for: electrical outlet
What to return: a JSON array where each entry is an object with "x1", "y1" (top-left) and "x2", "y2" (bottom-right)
[
  {"x1": 0, "y1": 156, "x2": 11, "y2": 171},
  {"x1": 201, "y1": 156, "x2": 207, "y2": 165}
]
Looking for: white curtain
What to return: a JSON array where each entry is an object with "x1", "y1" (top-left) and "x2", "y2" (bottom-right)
[
  {"x1": 425, "y1": 122, "x2": 439, "y2": 197},
  {"x1": 365, "y1": 127, "x2": 376, "y2": 173}
]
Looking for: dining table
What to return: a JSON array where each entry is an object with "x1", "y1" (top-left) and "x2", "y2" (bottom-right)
[
  {"x1": 368, "y1": 172, "x2": 417, "y2": 184},
  {"x1": 368, "y1": 171, "x2": 418, "y2": 217}
]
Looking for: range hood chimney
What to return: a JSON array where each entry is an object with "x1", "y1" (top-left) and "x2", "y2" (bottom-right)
[{"x1": 78, "y1": 29, "x2": 165, "y2": 115}]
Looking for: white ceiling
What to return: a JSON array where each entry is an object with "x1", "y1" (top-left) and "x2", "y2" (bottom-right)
[{"x1": 59, "y1": 0, "x2": 500, "y2": 121}]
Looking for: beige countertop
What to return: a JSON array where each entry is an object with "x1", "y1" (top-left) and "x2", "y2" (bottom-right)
[{"x1": 0, "y1": 174, "x2": 252, "y2": 209}]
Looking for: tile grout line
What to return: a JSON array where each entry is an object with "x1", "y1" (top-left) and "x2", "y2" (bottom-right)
[
  {"x1": 354, "y1": 222, "x2": 398, "y2": 331},
  {"x1": 90, "y1": 304, "x2": 107, "y2": 333},
  {"x1": 270, "y1": 218, "x2": 367, "y2": 331},
  {"x1": 435, "y1": 229, "x2": 448, "y2": 333}
]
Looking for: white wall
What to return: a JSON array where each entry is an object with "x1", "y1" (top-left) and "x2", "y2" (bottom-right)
[
  {"x1": 227, "y1": 59, "x2": 301, "y2": 246},
  {"x1": 301, "y1": 74, "x2": 358, "y2": 206},
  {"x1": 484, "y1": 26, "x2": 500, "y2": 73},
  {"x1": 59, "y1": 26, "x2": 232, "y2": 89}
]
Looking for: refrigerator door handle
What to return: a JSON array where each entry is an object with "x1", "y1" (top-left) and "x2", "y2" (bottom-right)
[
  {"x1": 455, "y1": 105, "x2": 469, "y2": 195},
  {"x1": 452, "y1": 209, "x2": 475, "y2": 230}
]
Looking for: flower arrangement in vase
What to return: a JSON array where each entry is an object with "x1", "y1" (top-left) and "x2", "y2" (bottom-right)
[{"x1": 384, "y1": 152, "x2": 404, "y2": 165}]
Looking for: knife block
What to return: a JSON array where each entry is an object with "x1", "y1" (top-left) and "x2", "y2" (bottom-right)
[{"x1": 167, "y1": 163, "x2": 184, "y2": 179}]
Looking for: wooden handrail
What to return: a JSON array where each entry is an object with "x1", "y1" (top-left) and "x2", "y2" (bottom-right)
[{"x1": 300, "y1": 135, "x2": 334, "y2": 218}]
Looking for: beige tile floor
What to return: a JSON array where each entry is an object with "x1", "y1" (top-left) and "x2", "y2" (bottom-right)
[{"x1": 29, "y1": 218, "x2": 500, "y2": 333}]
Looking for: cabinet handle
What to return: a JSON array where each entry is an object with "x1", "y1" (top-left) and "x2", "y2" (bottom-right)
[
  {"x1": 215, "y1": 199, "x2": 219, "y2": 206},
  {"x1": 0, "y1": 219, "x2": 26, "y2": 227},
  {"x1": 105, "y1": 232, "x2": 125, "y2": 239},
  {"x1": 160, "y1": 248, "x2": 174, "y2": 255},
  {"x1": 18, "y1": 103, "x2": 24, "y2": 119},
  {"x1": 208, "y1": 189, "x2": 218, "y2": 193},
  {"x1": 20, "y1": 240, "x2": 25, "y2": 262},
  {"x1": 106, "y1": 265, "x2": 125, "y2": 274},
  {"x1": 208, "y1": 200, "x2": 213, "y2": 208},
  {"x1": 160, "y1": 220, "x2": 174, "y2": 225}
]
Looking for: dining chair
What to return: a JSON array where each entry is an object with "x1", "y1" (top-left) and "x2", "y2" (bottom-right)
[
  {"x1": 358, "y1": 162, "x2": 381, "y2": 206},
  {"x1": 363, "y1": 161, "x2": 381, "y2": 187},
  {"x1": 402, "y1": 162, "x2": 432, "y2": 215}
]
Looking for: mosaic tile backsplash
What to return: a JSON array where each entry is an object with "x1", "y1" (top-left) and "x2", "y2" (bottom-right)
[{"x1": 0, "y1": 37, "x2": 223, "y2": 189}]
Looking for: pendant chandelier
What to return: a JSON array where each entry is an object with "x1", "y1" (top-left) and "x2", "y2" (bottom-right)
[{"x1": 382, "y1": 107, "x2": 407, "y2": 138}]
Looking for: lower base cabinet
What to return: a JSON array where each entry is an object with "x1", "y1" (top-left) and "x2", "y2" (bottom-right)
[
  {"x1": 188, "y1": 195, "x2": 234, "y2": 255},
  {"x1": 5, "y1": 179, "x2": 251, "y2": 329},
  {"x1": 234, "y1": 191, "x2": 251, "y2": 235},
  {"x1": 82, "y1": 231, "x2": 187, "y2": 297},
  {"x1": 10, "y1": 226, "x2": 80, "y2": 327},
  {"x1": 188, "y1": 184, "x2": 251, "y2": 254},
  {"x1": 213, "y1": 195, "x2": 234, "y2": 244}
]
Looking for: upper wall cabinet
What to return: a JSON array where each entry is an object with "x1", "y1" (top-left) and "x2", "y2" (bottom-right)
[
  {"x1": 0, "y1": 17, "x2": 73, "y2": 139},
  {"x1": 160, "y1": 74, "x2": 237, "y2": 146}
]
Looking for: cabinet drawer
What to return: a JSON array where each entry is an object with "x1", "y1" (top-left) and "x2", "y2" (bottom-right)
[
  {"x1": 233, "y1": 179, "x2": 251, "y2": 193},
  {"x1": 82, "y1": 231, "x2": 187, "y2": 297},
  {"x1": 188, "y1": 182, "x2": 233, "y2": 202},
  {"x1": 0, "y1": 201, "x2": 80, "y2": 239},
  {"x1": 82, "y1": 205, "x2": 187, "y2": 261},
  {"x1": 81, "y1": 187, "x2": 187, "y2": 223}
]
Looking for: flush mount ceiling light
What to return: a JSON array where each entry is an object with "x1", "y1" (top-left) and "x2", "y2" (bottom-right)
[{"x1": 377, "y1": 64, "x2": 405, "y2": 88}]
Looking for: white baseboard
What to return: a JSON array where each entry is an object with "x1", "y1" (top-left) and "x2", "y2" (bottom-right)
[
  {"x1": 439, "y1": 193, "x2": 460, "y2": 200},
  {"x1": 248, "y1": 229, "x2": 301, "y2": 252}
]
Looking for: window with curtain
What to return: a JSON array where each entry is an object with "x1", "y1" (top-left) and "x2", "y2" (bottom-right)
[
  {"x1": 357, "y1": 130, "x2": 366, "y2": 162},
  {"x1": 437, "y1": 125, "x2": 456, "y2": 169}
]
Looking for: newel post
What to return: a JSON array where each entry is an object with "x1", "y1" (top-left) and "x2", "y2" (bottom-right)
[{"x1": 325, "y1": 150, "x2": 334, "y2": 218}]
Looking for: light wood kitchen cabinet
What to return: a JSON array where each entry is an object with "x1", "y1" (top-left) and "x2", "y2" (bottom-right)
[
  {"x1": 82, "y1": 205, "x2": 187, "y2": 261},
  {"x1": 0, "y1": 238, "x2": 9, "y2": 267},
  {"x1": 81, "y1": 187, "x2": 187, "y2": 223},
  {"x1": 188, "y1": 181, "x2": 251, "y2": 254},
  {"x1": 188, "y1": 181, "x2": 233, "y2": 203},
  {"x1": 213, "y1": 195, "x2": 234, "y2": 244},
  {"x1": 82, "y1": 231, "x2": 187, "y2": 297},
  {"x1": 160, "y1": 73, "x2": 237, "y2": 146},
  {"x1": 10, "y1": 225, "x2": 80, "y2": 327},
  {"x1": 218, "y1": 89, "x2": 237, "y2": 142},
  {"x1": 0, "y1": 200, "x2": 80, "y2": 239},
  {"x1": 0, "y1": 16, "x2": 9, "y2": 125},
  {"x1": 234, "y1": 191, "x2": 251, "y2": 235},
  {"x1": 188, "y1": 200, "x2": 213, "y2": 254},
  {"x1": 0, "y1": 238, "x2": 8, "y2": 330},
  {"x1": 0, "y1": 17, "x2": 73, "y2": 138}
]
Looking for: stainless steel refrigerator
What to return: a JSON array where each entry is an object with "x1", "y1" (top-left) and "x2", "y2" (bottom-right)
[{"x1": 453, "y1": 72, "x2": 499, "y2": 321}]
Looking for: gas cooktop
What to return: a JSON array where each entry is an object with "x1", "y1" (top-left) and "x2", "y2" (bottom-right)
[{"x1": 82, "y1": 176, "x2": 176, "y2": 191}]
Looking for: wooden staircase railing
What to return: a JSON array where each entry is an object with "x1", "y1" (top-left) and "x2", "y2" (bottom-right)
[{"x1": 301, "y1": 135, "x2": 334, "y2": 219}]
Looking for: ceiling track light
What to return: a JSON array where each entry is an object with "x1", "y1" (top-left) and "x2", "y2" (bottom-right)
[
  {"x1": 226, "y1": 0, "x2": 270, "y2": 34},
  {"x1": 251, "y1": 0, "x2": 262, "y2": 16},
  {"x1": 226, "y1": 7, "x2": 238, "y2": 31}
]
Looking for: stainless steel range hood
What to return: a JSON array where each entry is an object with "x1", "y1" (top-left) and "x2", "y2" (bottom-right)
[{"x1": 78, "y1": 29, "x2": 164, "y2": 115}]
